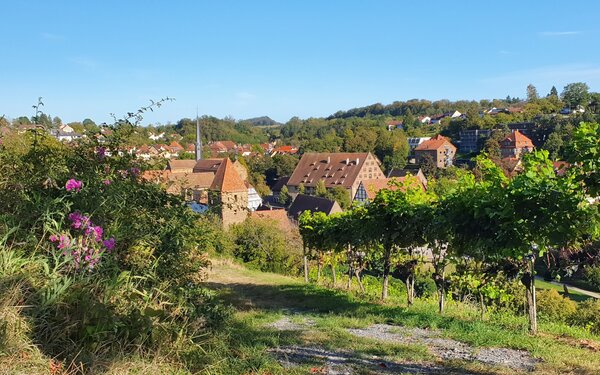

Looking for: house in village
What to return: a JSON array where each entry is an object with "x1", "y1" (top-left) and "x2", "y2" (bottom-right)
[
  {"x1": 286, "y1": 152, "x2": 385, "y2": 199},
  {"x1": 287, "y1": 194, "x2": 342, "y2": 221},
  {"x1": 387, "y1": 165, "x2": 428, "y2": 189},
  {"x1": 500, "y1": 130, "x2": 534, "y2": 159},
  {"x1": 407, "y1": 137, "x2": 431, "y2": 152},
  {"x1": 414, "y1": 135, "x2": 456, "y2": 168}
]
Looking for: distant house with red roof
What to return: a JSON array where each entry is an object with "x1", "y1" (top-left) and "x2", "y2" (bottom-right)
[
  {"x1": 500, "y1": 130, "x2": 534, "y2": 159},
  {"x1": 414, "y1": 135, "x2": 456, "y2": 168},
  {"x1": 271, "y1": 145, "x2": 298, "y2": 156}
]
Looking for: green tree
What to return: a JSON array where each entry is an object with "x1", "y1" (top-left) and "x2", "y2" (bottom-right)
[
  {"x1": 315, "y1": 179, "x2": 328, "y2": 197},
  {"x1": 548, "y1": 85, "x2": 559, "y2": 98},
  {"x1": 562, "y1": 82, "x2": 590, "y2": 109},
  {"x1": 527, "y1": 84, "x2": 539, "y2": 102},
  {"x1": 278, "y1": 185, "x2": 291, "y2": 206},
  {"x1": 543, "y1": 131, "x2": 563, "y2": 160},
  {"x1": 329, "y1": 186, "x2": 351, "y2": 209}
]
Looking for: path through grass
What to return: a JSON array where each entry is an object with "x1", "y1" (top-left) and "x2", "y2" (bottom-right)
[{"x1": 204, "y1": 258, "x2": 600, "y2": 375}]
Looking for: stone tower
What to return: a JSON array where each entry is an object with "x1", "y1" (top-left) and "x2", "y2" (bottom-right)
[
  {"x1": 209, "y1": 158, "x2": 248, "y2": 227},
  {"x1": 195, "y1": 115, "x2": 203, "y2": 161}
]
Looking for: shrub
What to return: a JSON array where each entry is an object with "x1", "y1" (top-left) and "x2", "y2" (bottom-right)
[
  {"x1": 569, "y1": 299, "x2": 600, "y2": 334},
  {"x1": 230, "y1": 218, "x2": 300, "y2": 274},
  {"x1": 584, "y1": 265, "x2": 600, "y2": 290},
  {"x1": 536, "y1": 289, "x2": 577, "y2": 322}
]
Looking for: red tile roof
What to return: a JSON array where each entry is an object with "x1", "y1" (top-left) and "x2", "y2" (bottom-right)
[
  {"x1": 501, "y1": 130, "x2": 534, "y2": 149},
  {"x1": 210, "y1": 158, "x2": 247, "y2": 192},
  {"x1": 414, "y1": 135, "x2": 455, "y2": 151}
]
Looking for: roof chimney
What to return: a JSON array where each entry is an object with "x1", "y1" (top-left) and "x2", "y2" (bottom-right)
[
  {"x1": 356, "y1": 157, "x2": 359, "y2": 164},
  {"x1": 346, "y1": 158, "x2": 349, "y2": 164},
  {"x1": 327, "y1": 156, "x2": 330, "y2": 163}
]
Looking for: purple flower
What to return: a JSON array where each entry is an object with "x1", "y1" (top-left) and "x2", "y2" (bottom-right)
[
  {"x1": 49, "y1": 234, "x2": 59, "y2": 242},
  {"x1": 102, "y1": 179, "x2": 111, "y2": 186},
  {"x1": 85, "y1": 225, "x2": 103, "y2": 240},
  {"x1": 68, "y1": 211, "x2": 90, "y2": 230},
  {"x1": 102, "y1": 237, "x2": 116, "y2": 251},
  {"x1": 96, "y1": 147, "x2": 106, "y2": 160},
  {"x1": 129, "y1": 167, "x2": 140, "y2": 176},
  {"x1": 65, "y1": 179, "x2": 83, "y2": 192}
]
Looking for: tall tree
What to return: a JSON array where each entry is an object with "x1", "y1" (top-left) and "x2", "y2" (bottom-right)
[
  {"x1": 561, "y1": 82, "x2": 590, "y2": 109},
  {"x1": 526, "y1": 84, "x2": 539, "y2": 102}
]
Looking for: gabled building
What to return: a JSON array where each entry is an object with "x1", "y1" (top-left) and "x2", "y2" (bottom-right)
[
  {"x1": 166, "y1": 159, "x2": 197, "y2": 174},
  {"x1": 387, "y1": 165, "x2": 428, "y2": 189},
  {"x1": 287, "y1": 194, "x2": 342, "y2": 221},
  {"x1": 287, "y1": 152, "x2": 385, "y2": 198},
  {"x1": 407, "y1": 137, "x2": 431, "y2": 151},
  {"x1": 414, "y1": 135, "x2": 456, "y2": 168},
  {"x1": 500, "y1": 130, "x2": 534, "y2": 159}
]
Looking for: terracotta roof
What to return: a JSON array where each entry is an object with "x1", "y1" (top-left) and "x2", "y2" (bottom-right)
[
  {"x1": 386, "y1": 120, "x2": 404, "y2": 126},
  {"x1": 287, "y1": 152, "x2": 378, "y2": 189},
  {"x1": 273, "y1": 145, "x2": 298, "y2": 154},
  {"x1": 287, "y1": 194, "x2": 342, "y2": 220},
  {"x1": 501, "y1": 130, "x2": 534, "y2": 149},
  {"x1": 167, "y1": 160, "x2": 197, "y2": 171},
  {"x1": 414, "y1": 135, "x2": 456, "y2": 151},
  {"x1": 210, "y1": 158, "x2": 247, "y2": 192}
]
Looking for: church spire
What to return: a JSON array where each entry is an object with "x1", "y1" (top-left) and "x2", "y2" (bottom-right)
[{"x1": 195, "y1": 109, "x2": 202, "y2": 161}]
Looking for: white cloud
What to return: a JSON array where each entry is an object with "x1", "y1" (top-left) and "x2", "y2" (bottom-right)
[{"x1": 538, "y1": 31, "x2": 581, "y2": 37}]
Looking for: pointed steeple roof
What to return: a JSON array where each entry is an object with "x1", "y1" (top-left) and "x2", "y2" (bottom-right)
[{"x1": 210, "y1": 158, "x2": 247, "y2": 192}]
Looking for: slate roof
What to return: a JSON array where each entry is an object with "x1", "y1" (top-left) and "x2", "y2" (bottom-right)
[{"x1": 287, "y1": 194, "x2": 342, "y2": 219}]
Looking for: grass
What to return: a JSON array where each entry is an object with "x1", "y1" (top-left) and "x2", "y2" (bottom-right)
[
  {"x1": 202, "y1": 257, "x2": 600, "y2": 375},
  {"x1": 535, "y1": 278, "x2": 591, "y2": 302}
]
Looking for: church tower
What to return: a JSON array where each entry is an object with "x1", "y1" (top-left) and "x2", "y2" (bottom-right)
[{"x1": 195, "y1": 114, "x2": 203, "y2": 161}]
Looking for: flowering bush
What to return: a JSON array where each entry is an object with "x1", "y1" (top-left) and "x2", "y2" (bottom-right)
[{"x1": 49, "y1": 209, "x2": 115, "y2": 271}]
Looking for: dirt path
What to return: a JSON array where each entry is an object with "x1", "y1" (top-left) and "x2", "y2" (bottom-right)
[
  {"x1": 207, "y1": 259, "x2": 540, "y2": 374},
  {"x1": 535, "y1": 276, "x2": 600, "y2": 299}
]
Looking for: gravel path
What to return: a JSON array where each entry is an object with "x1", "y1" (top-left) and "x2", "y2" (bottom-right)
[
  {"x1": 347, "y1": 324, "x2": 538, "y2": 371},
  {"x1": 269, "y1": 345, "x2": 467, "y2": 374}
]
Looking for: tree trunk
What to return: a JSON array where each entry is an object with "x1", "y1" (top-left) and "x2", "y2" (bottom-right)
[
  {"x1": 317, "y1": 261, "x2": 322, "y2": 282},
  {"x1": 479, "y1": 292, "x2": 485, "y2": 320},
  {"x1": 331, "y1": 263, "x2": 337, "y2": 286},
  {"x1": 355, "y1": 270, "x2": 365, "y2": 293},
  {"x1": 438, "y1": 271, "x2": 445, "y2": 314},
  {"x1": 405, "y1": 275, "x2": 414, "y2": 306},
  {"x1": 347, "y1": 265, "x2": 353, "y2": 290},
  {"x1": 526, "y1": 256, "x2": 538, "y2": 335},
  {"x1": 303, "y1": 244, "x2": 309, "y2": 283},
  {"x1": 381, "y1": 247, "x2": 391, "y2": 300}
]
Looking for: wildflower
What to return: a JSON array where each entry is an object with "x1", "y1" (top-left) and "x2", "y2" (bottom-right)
[
  {"x1": 49, "y1": 234, "x2": 59, "y2": 242},
  {"x1": 102, "y1": 237, "x2": 116, "y2": 251},
  {"x1": 68, "y1": 211, "x2": 90, "y2": 230},
  {"x1": 56, "y1": 235, "x2": 71, "y2": 250},
  {"x1": 65, "y1": 179, "x2": 83, "y2": 192},
  {"x1": 85, "y1": 225, "x2": 103, "y2": 240},
  {"x1": 102, "y1": 179, "x2": 111, "y2": 186},
  {"x1": 96, "y1": 147, "x2": 106, "y2": 160},
  {"x1": 129, "y1": 167, "x2": 140, "y2": 176}
]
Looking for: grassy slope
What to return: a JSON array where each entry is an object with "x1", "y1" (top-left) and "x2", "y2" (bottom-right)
[
  {"x1": 535, "y1": 278, "x2": 591, "y2": 302},
  {"x1": 204, "y1": 258, "x2": 600, "y2": 375}
]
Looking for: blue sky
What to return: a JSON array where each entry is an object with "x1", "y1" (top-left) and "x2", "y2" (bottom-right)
[{"x1": 1, "y1": 0, "x2": 599, "y2": 124}]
